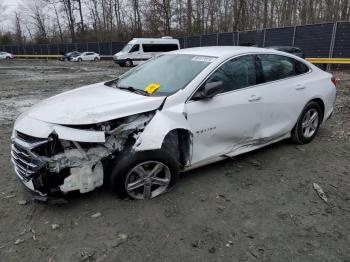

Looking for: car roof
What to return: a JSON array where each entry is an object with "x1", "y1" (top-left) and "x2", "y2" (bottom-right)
[
  {"x1": 267, "y1": 46, "x2": 301, "y2": 49},
  {"x1": 170, "y1": 46, "x2": 288, "y2": 58},
  {"x1": 129, "y1": 38, "x2": 179, "y2": 44}
]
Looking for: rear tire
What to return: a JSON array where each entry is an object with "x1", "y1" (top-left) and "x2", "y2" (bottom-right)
[
  {"x1": 292, "y1": 101, "x2": 322, "y2": 144},
  {"x1": 110, "y1": 149, "x2": 179, "y2": 200},
  {"x1": 6, "y1": 56, "x2": 10, "y2": 60},
  {"x1": 94, "y1": 57, "x2": 98, "y2": 61}
]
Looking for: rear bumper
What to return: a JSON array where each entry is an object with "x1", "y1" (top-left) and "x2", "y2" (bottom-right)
[
  {"x1": 322, "y1": 106, "x2": 334, "y2": 124},
  {"x1": 324, "y1": 108, "x2": 333, "y2": 122}
]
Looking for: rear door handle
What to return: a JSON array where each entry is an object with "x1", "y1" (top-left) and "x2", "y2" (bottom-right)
[
  {"x1": 248, "y1": 95, "x2": 261, "y2": 102},
  {"x1": 296, "y1": 84, "x2": 306, "y2": 90}
]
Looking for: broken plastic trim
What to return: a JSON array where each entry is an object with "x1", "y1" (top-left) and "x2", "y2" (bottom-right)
[{"x1": 15, "y1": 111, "x2": 156, "y2": 196}]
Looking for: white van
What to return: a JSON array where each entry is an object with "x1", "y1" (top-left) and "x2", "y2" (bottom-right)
[{"x1": 113, "y1": 37, "x2": 180, "y2": 67}]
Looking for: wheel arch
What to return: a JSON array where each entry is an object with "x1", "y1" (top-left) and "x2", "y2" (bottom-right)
[
  {"x1": 309, "y1": 98, "x2": 325, "y2": 121},
  {"x1": 292, "y1": 97, "x2": 326, "y2": 134},
  {"x1": 134, "y1": 109, "x2": 193, "y2": 159},
  {"x1": 161, "y1": 128, "x2": 193, "y2": 168}
]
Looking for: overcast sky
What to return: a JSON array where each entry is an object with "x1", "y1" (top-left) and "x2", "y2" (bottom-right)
[{"x1": 1, "y1": 0, "x2": 23, "y2": 30}]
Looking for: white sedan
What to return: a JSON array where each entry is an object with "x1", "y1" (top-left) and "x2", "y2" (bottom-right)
[
  {"x1": 71, "y1": 52, "x2": 100, "y2": 62},
  {"x1": 11, "y1": 46, "x2": 336, "y2": 201},
  {"x1": 0, "y1": 51, "x2": 13, "y2": 59}
]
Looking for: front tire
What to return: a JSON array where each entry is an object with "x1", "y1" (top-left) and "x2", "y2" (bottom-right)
[
  {"x1": 110, "y1": 149, "x2": 179, "y2": 200},
  {"x1": 124, "y1": 59, "x2": 133, "y2": 67},
  {"x1": 78, "y1": 58, "x2": 82, "y2": 62},
  {"x1": 292, "y1": 101, "x2": 322, "y2": 144}
]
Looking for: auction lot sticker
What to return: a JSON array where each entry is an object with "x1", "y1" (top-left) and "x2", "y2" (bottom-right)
[
  {"x1": 191, "y1": 56, "x2": 216, "y2": 63},
  {"x1": 144, "y1": 83, "x2": 161, "y2": 94}
]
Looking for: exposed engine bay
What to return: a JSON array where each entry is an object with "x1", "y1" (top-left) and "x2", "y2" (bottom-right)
[{"x1": 11, "y1": 112, "x2": 155, "y2": 199}]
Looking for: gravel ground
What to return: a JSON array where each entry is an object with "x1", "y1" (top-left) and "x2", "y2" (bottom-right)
[{"x1": 0, "y1": 59, "x2": 349, "y2": 262}]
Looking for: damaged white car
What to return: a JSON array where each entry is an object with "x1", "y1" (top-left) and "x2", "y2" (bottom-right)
[{"x1": 11, "y1": 47, "x2": 336, "y2": 201}]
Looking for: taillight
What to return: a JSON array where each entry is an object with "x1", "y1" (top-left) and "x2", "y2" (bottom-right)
[{"x1": 331, "y1": 76, "x2": 337, "y2": 87}]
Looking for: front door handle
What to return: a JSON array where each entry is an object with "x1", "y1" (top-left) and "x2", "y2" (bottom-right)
[
  {"x1": 248, "y1": 95, "x2": 261, "y2": 102},
  {"x1": 296, "y1": 84, "x2": 306, "y2": 90}
]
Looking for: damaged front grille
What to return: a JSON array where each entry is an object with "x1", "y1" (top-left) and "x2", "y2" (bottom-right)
[
  {"x1": 11, "y1": 131, "x2": 47, "y2": 180},
  {"x1": 11, "y1": 111, "x2": 156, "y2": 197}
]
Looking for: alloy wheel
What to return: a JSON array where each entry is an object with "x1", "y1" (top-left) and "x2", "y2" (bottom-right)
[
  {"x1": 302, "y1": 108, "x2": 319, "y2": 138},
  {"x1": 125, "y1": 161, "x2": 171, "y2": 199},
  {"x1": 125, "y1": 60, "x2": 132, "y2": 67}
]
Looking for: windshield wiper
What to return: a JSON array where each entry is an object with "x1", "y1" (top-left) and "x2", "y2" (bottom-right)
[{"x1": 117, "y1": 86, "x2": 149, "y2": 96}]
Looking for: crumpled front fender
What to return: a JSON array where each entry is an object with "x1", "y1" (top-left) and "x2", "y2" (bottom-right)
[{"x1": 134, "y1": 104, "x2": 192, "y2": 151}]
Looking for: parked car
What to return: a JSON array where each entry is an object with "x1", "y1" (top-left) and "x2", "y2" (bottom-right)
[
  {"x1": 11, "y1": 46, "x2": 336, "y2": 201},
  {"x1": 0, "y1": 51, "x2": 14, "y2": 59},
  {"x1": 113, "y1": 37, "x2": 180, "y2": 67},
  {"x1": 267, "y1": 46, "x2": 305, "y2": 58},
  {"x1": 60, "y1": 51, "x2": 80, "y2": 61},
  {"x1": 71, "y1": 52, "x2": 100, "y2": 62},
  {"x1": 239, "y1": 43, "x2": 258, "y2": 47}
]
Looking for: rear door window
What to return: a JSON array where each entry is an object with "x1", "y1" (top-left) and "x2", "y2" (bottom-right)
[
  {"x1": 142, "y1": 44, "x2": 178, "y2": 52},
  {"x1": 259, "y1": 54, "x2": 296, "y2": 82},
  {"x1": 159, "y1": 44, "x2": 179, "y2": 51}
]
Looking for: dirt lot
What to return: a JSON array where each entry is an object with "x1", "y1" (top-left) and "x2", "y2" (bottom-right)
[{"x1": 0, "y1": 59, "x2": 349, "y2": 262}]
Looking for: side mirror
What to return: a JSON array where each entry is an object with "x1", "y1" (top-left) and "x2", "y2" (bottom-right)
[{"x1": 192, "y1": 81, "x2": 224, "y2": 100}]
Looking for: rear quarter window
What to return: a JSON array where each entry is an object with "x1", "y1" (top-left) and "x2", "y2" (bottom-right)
[{"x1": 294, "y1": 60, "x2": 310, "y2": 75}]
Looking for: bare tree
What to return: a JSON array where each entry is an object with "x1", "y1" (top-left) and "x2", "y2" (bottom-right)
[
  {"x1": 13, "y1": 12, "x2": 23, "y2": 44},
  {"x1": 3, "y1": 0, "x2": 350, "y2": 44},
  {"x1": 62, "y1": 0, "x2": 76, "y2": 42},
  {"x1": 76, "y1": 0, "x2": 85, "y2": 33},
  {"x1": 44, "y1": 0, "x2": 64, "y2": 42},
  {"x1": 26, "y1": 1, "x2": 49, "y2": 43}
]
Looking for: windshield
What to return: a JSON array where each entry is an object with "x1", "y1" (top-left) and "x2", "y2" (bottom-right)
[
  {"x1": 121, "y1": 44, "x2": 133, "y2": 53},
  {"x1": 113, "y1": 54, "x2": 216, "y2": 95}
]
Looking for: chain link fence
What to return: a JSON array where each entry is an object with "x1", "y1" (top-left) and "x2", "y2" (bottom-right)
[{"x1": 1, "y1": 21, "x2": 349, "y2": 58}]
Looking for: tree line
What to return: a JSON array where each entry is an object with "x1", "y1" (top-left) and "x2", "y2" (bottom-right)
[{"x1": 0, "y1": 0, "x2": 349, "y2": 45}]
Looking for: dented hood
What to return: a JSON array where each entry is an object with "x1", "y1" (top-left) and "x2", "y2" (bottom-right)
[{"x1": 27, "y1": 82, "x2": 165, "y2": 125}]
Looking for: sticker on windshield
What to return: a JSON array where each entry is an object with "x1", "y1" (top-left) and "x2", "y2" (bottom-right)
[
  {"x1": 191, "y1": 56, "x2": 216, "y2": 63},
  {"x1": 144, "y1": 83, "x2": 160, "y2": 94}
]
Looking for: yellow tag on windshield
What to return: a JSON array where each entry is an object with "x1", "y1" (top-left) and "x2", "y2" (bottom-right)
[{"x1": 144, "y1": 83, "x2": 160, "y2": 94}]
